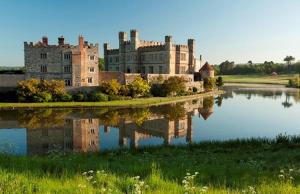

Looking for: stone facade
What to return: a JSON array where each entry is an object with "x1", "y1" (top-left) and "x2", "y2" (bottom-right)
[
  {"x1": 104, "y1": 29, "x2": 197, "y2": 74},
  {"x1": 24, "y1": 36, "x2": 99, "y2": 87}
]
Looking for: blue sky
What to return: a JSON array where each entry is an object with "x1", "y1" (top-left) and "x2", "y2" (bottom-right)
[{"x1": 0, "y1": 0, "x2": 300, "y2": 66}]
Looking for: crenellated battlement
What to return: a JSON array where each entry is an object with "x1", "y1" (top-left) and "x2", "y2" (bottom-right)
[
  {"x1": 107, "y1": 49, "x2": 119, "y2": 54},
  {"x1": 105, "y1": 29, "x2": 197, "y2": 74},
  {"x1": 24, "y1": 36, "x2": 98, "y2": 50},
  {"x1": 138, "y1": 45, "x2": 165, "y2": 52}
]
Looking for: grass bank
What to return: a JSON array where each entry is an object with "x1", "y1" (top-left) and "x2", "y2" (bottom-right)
[
  {"x1": 222, "y1": 74, "x2": 296, "y2": 85},
  {"x1": 0, "y1": 90, "x2": 222, "y2": 109},
  {"x1": 1, "y1": 135, "x2": 300, "y2": 193}
]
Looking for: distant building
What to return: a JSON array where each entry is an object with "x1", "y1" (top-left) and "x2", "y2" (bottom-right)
[
  {"x1": 104, "y1": 29, "x2": 198, "y2": 74},
  {"x1": 194, "y1": 62, "x2": 215, "y2": 81},
  {"x1": 24, "y1": 36, "x2": 99, "y2": 87}
]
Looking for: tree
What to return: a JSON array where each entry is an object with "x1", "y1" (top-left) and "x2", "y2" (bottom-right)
[
  {"x1": 203, "y1": 77, "x2": 216, "y2": 91},
  {"x1": 101, "y1": 79, "x2": 121, "y2": 95},
  {"x1": 162, "y1": 76, "x2": 186, "y2": 96},
  {"x1": 284, "y1": 56, "x2": 295, "y2": 65},
  {"x1": 216, "y1": 76, "x2": 224, "y2": 89},
  {"x1": 219, "y1": 60, "x2": 235, "y2": 75},
  {"x1": 128, "y1": 76, "x2": 150, "y2": 97},
  {"x1": 248, "y1": 60, "x2": 253, "y2": 65},
  {"x1": 16, "y1": 79, "x2": 67, "y2": 102},
  {"x1": 98, "y1": 58, "x2": 105, "y2": 71}
]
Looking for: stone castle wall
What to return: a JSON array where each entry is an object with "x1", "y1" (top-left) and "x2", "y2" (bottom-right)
[
  {"x1": 0, "y1": 74, "x2": 25, "y2": 88},
  {"x1": 104, "y1": 29, "x2": 196, "y2": 74}
]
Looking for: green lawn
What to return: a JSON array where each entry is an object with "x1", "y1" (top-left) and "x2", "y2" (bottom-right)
[
  {"x1": 222, "y1": 74, "x2": 297, "y2": 85},
  {"x1": 1, "y1": 136, "x2": 300, "y2": 193},
  {"x1": 0, "y1": 91, "x2": 221, "y2": 109}
]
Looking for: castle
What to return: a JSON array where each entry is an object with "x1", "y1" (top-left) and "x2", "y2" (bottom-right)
[
  {"x1": 104, "y1": 29, "x2": 198, "y2": 74},
  {"x1": 24, "y1": 36, "x2": 99, "y2": 87},
  {"x1": 0, "y1": 30, "x2": 214, "y2": 91}
]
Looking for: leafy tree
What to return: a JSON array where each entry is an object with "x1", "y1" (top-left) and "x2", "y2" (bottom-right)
[
  {"x1": 284, "y1": 56, "x2": 295, "y2": 65},
  {"x1": 219, "y1": 60, "x2": 235, "y2": 75},
  {"x1": 98, "y1": 58, "x2": 105, "y2": 71},
  {"x1": 162, "y1": 76, "x2": 186, "y2": 96},
  {"x1": 17, "y1": 79, "x2": 40, "y2": 102},
  {"x1": 128, "y1": 76, "x2": 150, "y2": 97},
  {"x1": 89, "y1": 91, "x2": 108, "y2": 102},
  {"x1": 101, "y1": 79, "x2": 121, "y2": 95},
  {"x1": 248, "y1": 60, "x2": 253, "y2": 65},
  {"x1": 203, "y1": 77, "x2": 216, "y2": 91},
  {"x1": 216, "y1": 76, "x2": 224, "y2": 89}
]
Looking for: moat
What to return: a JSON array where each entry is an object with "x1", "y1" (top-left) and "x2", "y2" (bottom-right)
[{"x1": 1, "y1": 85, "x2": 300, "y2": 155}]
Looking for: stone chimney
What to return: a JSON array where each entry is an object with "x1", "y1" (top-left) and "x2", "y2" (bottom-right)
[
  {"x1": 42, "y1": 36, "x2": 48, "y2": 45},
  {"x1": 58, "y1": 36, "x2": 64, "y2": 45},
  {"x1": 79, "y1": 35, "x2": 84, "y2": 50}
]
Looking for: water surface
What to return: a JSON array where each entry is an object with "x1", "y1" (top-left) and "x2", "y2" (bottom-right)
[{"x1": 0, "y1": 85, "x2": 300, "y2": 155}]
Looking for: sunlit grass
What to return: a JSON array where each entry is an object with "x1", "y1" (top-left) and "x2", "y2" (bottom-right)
[
  {"x1": 1, "y1": 136, "x2": 300, "y2": 193},
  {"x1": 222, "y1": 74, "x2": 297, "y2": 85},
  {"x1": 0, "y1": 91, "x2": 221, "y2": 109}
]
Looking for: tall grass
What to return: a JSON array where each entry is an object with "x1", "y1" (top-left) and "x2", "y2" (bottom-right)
[{"x1": 1, "y1": 135, "x2": 300, "y2": 193}]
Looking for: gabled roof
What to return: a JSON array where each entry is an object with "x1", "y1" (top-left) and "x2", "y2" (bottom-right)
[{"x1": 199, "y1": 62, "x2": 214, "y2": 72}]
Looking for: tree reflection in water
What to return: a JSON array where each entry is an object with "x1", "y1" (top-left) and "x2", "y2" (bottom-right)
[{"x1": 0, "y1": 97, "x2": 215, "y2": 155}]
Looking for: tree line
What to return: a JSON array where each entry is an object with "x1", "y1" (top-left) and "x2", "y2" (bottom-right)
[{"x1": 215, "y1": 56, "x2": 299, "y2": 75}]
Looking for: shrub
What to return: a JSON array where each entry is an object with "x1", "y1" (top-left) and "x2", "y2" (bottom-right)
[
  {"x1": 33, "y1": 92, "x2": 52, "y2": 102},
  {"x1": 73, "y1": 92, "x2": 87, "y2": 102},
  {"x1": 150, "y1": 84, "x2": 165, "y2": 97},
  {"x1": 216, "y1": 76, "x2": 224, "y2": 89},
  {"x1": 108, "y1": 95, "x2": 132, "y2": 101},
  {"x1": 128, "y1": 76, "x2": 150, "y2": 97},
  {"x1": 192, "y1": 87, "x2": 198, "y2": 93},
  {"x1": 16, "y1": 79, "x2": 67, "y2": 102},
  {"x1": 89, "y1": 92, "x2": 108, "y2": 102},
  {"x1": 288, "y1": 75, "x2": 300, "y2": 88},
  {"x1": 119, "y1": 85, "x2": 130, "y2": 96},
  {"x1": 101, "y1": 79, "x2": 121, "y2": 95},
  {"x1": 58, "y1": 93, "x2": 73, "y2": 102},
  {"x1": 162, "y1": 76, "x2": 186, "y2": 96},
  {"x1": 203, "y1": 77, "x2": 216, "y2": 91}
]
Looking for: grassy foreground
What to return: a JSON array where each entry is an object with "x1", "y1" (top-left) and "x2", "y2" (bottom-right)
[
  {"x1": 222, "y1": 74, "x2": 295, "y2": 85},
  {"x1": 0, "y1": 91, "x2": 221, "y2": 109},
  {"x1": 1, "y1": 136, "x2": 300, "y2": 193}
]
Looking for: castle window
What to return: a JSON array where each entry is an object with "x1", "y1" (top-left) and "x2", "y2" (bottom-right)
[
  {"x1": 149, "y1": 66, "x2": 154, "y2": 74},
  {"x1": 89, "y1": 67, "x2": 95, "y2": 72},
  {"x1": 40, "y1": 65, "x2": 47, "y2": 72},
  {"x1": 41, "y1": 53, "x2": 47, "y2": 59},
  {"x1": 180, "y1": 66, "x2": 186, "y2": 73},
  {"x1": 116, "y1": 66, "x2": 120, "y2": 71},
  {"x1": 141, "y1": 66, "x2": 145, "y2": 74},
  {"x1": 180, "y1": 53, "x2": 186, "y2": 61},
  {"x1": 141, "y1": 55, "x2": 145, "y2": 62},
  {"x1": 65, "y1": 79, "x2": 71, "y2": 86},
  {"x1": 159, "y1": 54, "x2": 162, "y2": 60},
  {"x1": 64, "y1": 53, "x2": 71, "y2": 60},
  {"x1": 64, "y1": 66, "x2": 71, "y2": 73},
  {"x1": 159, "y1": 66, "x2": 163, "y2": 74},
  {"x1": 116, "y1": 57, "x2": 119, "y2": 62},
  {"x1": 89, "y1": 118, "x2": 93, "y2": 124},
  {"x1": 90, "y1": 55, "x2": 95, "y2": 60},
  {"x1": 88, "y1": 77, "x2": 93, "y2": 83},
  {"x1": 90, "y1": 128, "x2": 95, "y2": 134},
  {"x1": 109, "y1": 57, "x2": 113, "y2": 63}
]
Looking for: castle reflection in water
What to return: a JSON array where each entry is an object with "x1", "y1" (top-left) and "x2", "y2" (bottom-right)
[{"x1": 0, "y1": 97, "x2": 215, "y2": 155}]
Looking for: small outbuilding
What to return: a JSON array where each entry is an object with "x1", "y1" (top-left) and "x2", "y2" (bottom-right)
[{"x1": 194, "y1": 62, "x2": 215, "y2": 81}]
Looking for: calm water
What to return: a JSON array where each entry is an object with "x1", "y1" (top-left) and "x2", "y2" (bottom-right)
[{"x1": 1, "y1": 85, "x2": 300, "y2": 155}]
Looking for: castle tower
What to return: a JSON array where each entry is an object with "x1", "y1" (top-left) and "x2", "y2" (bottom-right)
[
  {"x1": 165, "y1": 35, "x2": 174, "y2": 74},
  {"x1": 119, "y1": 31, "x2": 127, "y2": 72},
  {"x1": 130, "y1": 29, "x2": 139, "y2": 49},
  {"x1": 188, "y1": 39, "x2": 195, "y2": 73},
  {"x1": 103, "y1": 43, "x2": 110, "y2": 71}
]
